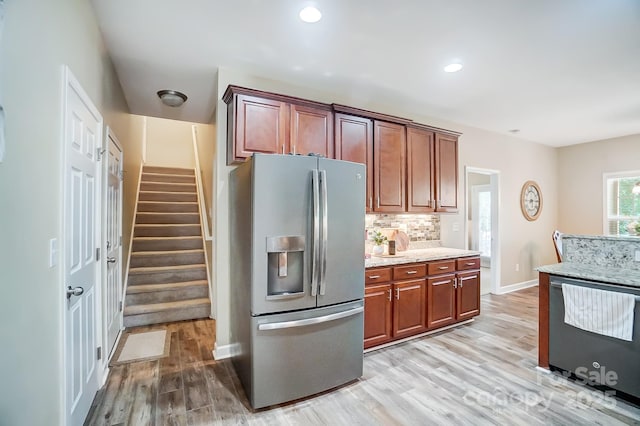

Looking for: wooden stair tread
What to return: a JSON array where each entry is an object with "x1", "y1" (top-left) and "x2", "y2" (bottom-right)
[
  {"x1": 124, "y1": 298, "x2": 210, "y2": 316},
  {"x1": 131, "y1": 249, "x2": 204, "y2": 256},
  {"x1": 135, "y1": 223, "x2": 200, "y2": 227},
  {"x1": 126, "y1": 280, "x2": 208, "y2": 294},
  {"x1": 133, "y1": 236, "x2": 201, "y2": 241},
  {"x1": 137, "y1": 211, "x2": 199, "y2": 216},
  {"x1": 142, "y1": 166, "x2": 194, "y2": 174},
  {"x1": 129, "y1": 264, "x2": 206, "y2": 274}
]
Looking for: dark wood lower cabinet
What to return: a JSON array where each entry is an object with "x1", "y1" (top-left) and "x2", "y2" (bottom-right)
[
  {"x1": 456, "y1": 271, "x2": 480, "y2": 320},
  {"x1": 365, "y1": 257, "x2": 481, "y2": 350},
  {"x1": 364, "y1": 283, "x2": 393, "y2": 349},
  {"x1": 393, "y1": 279, "x2": 426, "y2": 339},
  {"x1": 427, "y1": 275, "x2": 456, "y2": 329}
]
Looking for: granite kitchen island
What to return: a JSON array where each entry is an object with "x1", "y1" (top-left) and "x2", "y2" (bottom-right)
[{"x1": 537, "y1": 234, "x2": 640, "y2": 400}]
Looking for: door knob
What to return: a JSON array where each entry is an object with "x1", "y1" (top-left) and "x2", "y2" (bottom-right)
[
  {"x1": 66, "y1": 286, "x2": 84, "y2": 299},
  {"x1": 107, "y1": 257, "x2": 117, "y2": 264}
]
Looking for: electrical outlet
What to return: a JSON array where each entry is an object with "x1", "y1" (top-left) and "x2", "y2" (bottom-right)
[
  {"x1": 515, "y1": 263, "x2": 520, "y2": 272},
  {"x1": 635, "y1": 250, "x2": 640, "y2": 262},
  {"x1": 452, "y1": 222, "x2": 460, "y2": 232}
]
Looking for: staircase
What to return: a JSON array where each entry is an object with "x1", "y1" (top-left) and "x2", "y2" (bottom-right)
[{"x1": 124, "y1": 165, "x2": 211, "y2": 327}]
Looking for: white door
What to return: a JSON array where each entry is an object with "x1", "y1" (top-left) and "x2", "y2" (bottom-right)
[
  {"x1": 63, "y1": 68, "x2": 103, "y2": 426},
  {"x1": 105, "y1": 128, "x2": 123, "y2": 357}
]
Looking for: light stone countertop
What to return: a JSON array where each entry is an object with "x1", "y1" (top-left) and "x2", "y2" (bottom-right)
[
  {"x1": 562, "y1": 234, "x2": 640, "y2": 243},
  {"x1": 536, "y1": 262, "x2": 640, "y2": 288},
  {"x1": 365, "y1": 247, "x2": 481, "y2": 268}
]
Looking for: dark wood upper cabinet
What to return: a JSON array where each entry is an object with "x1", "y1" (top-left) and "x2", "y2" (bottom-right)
[
  {"x1": 374, "y1": 121, "x2": 406, "y2": 212},
  {"x1": 227, "y1": 94, "x2": 289, "y2": 163},
  {"x1": 435, "y1": 133, "x2": 459, "y2": 212},
  {"x1": 407, "y1": 126, "x2": 435, "y2": 213},
  {"x1": 290, "y1": 104, "x2": 333, "y2": 157},
  {"x1": 224, "y1": 86, "x2": 461, "y2": 204},
  {"x1": 334, "y1": 113, "x2": 374, "y2": 211}
]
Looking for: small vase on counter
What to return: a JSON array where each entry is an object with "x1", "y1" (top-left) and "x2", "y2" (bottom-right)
[{"x1": 372, "y1": 244, "x2": 384, "y2": 255}]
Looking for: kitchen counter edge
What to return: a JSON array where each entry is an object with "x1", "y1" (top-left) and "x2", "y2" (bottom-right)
[
  {"x1": 536, "y1": 262, "x2": 640, "y2": 288},
  {"x1": 365, "y1": 248, "x2": 481, "y2": 268}
]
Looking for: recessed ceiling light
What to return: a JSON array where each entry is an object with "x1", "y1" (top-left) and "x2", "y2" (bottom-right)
[
  {"x1": 444, "y1": 63, "x2": 463, "y2": 73},
  {"x1": 299, "y1": 6, "x2": 322, "y2": 23},
  {"x1": 509, "y1": 129, "x2": 521, "y2": 134}
]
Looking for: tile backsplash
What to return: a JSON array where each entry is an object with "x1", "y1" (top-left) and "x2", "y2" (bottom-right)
[{"x1": 365, "y1": 214, "x2": 440, "y2": 242}]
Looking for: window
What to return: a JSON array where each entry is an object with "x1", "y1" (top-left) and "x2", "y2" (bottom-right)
[{"x1": 604, "y1": 171, "x2": 640, "y2": 235}]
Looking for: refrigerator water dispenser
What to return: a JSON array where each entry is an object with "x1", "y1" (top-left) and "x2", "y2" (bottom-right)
[{"x1": 266, "y1": 236, "x2": 305, "y2": 299}]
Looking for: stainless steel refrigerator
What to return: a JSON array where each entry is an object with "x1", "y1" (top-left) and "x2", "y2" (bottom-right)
[{"x1": 229, "y1": 153, "x2": 365, "y2": 409}]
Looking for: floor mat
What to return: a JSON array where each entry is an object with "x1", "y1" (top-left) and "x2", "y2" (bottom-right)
[{"x1": 111, "y1": 329, "x2": 170, "y2": 365}]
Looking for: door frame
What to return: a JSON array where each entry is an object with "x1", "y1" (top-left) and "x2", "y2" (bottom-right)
[
  {"x1": 59, "y1": 65, "x2": 104, "y2": 426},
  {"x1": 470, "y1": 183, "x2": 492, "y2": 267},
  {"x1": 464, "y1": 167, "x2": 500, "y2": 295},
  {"x1": 103, "y1": 126, "x2": 124, "y2": 365}
]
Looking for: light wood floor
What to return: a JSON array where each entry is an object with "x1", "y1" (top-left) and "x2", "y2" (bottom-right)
[{"x1": 86, "y1": 287, "x2": 640, "y2": 425}]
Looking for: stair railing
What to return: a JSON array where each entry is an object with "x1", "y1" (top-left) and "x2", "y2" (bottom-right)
[{"x1": 192, "y1": 125, "x2": 214, "y2": 317}]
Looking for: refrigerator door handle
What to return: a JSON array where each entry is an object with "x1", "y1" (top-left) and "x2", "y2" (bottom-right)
[
  {"x1": 311, "y1": 169, "x2": 320, "y2": 297},
  {"x1": 320, "y1": 169, "x2": 328, "y2": 296},
  {"x1": 257, "y1": 306, "x2": 364, "y2": 331}
]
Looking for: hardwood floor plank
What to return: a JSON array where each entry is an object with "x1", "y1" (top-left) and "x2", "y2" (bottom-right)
[
  {"x1": 156, "y1": 390, "x2": 187, "y2": 426},
  {"x1": 87, "y1": 291, "x2": 640, "y2": 425},
  {"x1": 182, "y1": 363, "x2": 211, "y2": 412}
]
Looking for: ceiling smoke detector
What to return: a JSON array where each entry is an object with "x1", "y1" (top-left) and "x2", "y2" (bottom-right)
[
  {"x1": 157, "y1": 90, "x2": 188, "y2": 107},
  {"x1": 299, "y1": 6, "x2": 322, "y2": 23}
]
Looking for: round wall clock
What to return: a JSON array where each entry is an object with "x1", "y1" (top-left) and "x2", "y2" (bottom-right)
[{"x1": 520, "y1": 180, "x2": 542, "y2": 221}]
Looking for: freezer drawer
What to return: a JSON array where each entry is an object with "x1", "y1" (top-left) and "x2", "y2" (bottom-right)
[
  {"x1": 246, "y1": 300, "x2": 364, "y2": 409},
  {"x1": 549, "y1": 276, "x2": 640, "y2": 399}
]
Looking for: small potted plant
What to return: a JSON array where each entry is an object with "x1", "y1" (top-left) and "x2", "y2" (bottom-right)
[{"x1": 371, "y1": 231, "x2": 387, "y2": 255}]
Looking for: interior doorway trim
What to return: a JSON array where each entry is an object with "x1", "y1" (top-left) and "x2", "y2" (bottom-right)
[{"x1": 464, "y1": 166, "x2": 500, "y2": 294}]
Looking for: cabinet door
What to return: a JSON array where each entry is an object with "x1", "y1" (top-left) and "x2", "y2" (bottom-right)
[
  {"x1": 364, "y1": 284, "x2": 393, "y2": 349},
  {"x1": 374, "y1": 121, "x2": 406, "y2": 212},
  {"x1": 435, "y1": 133, "x2": 458, "y2": 212},
  {"x1": 407, "y1": 127, "x2": 435, "y2": 212},
  {"x1": 290, "y1": 105, "x2": 334, "y2": 157},
  {"x1": 427, "y1": 275, "x2": 456, "y2": 329},
  {"x1": 232, "y1": 94, "x2": 289, "y2": 161},
  {"x1": 456, "y1": 271, "x2": 480, "y2": 320},
  {"x1": 393, "y1": 279, "x2": 426, "y2": 339},
  {"x1": 335, "y1": 113, "x2": 374, "y2": 212}
]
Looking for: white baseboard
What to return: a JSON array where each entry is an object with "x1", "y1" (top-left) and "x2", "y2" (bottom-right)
[
  {"x1": 496, "y1": 279, "x2": 538, "y2": 295},
  {"x1": 213, "y1": 342, "x2": 233, "y2": 360}
]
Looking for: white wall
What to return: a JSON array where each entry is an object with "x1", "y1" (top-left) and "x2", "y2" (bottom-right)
[
  {"x1": 213, "y1": 67, "x2": 558, "y2": 352},
  {"x1": 144, "y1": 115, "x2": 195, "y2": 168},
  {"x1": 557, "y1": 133, "x2": 640, "y2": 235},
  {"x1": 0, "y1": 1, "x2": 136, "y2": 424}
]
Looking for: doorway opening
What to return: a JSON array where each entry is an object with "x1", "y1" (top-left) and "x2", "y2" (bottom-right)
[{"x1": 465, "y1": 167, "x2": 500, "y2": 295}]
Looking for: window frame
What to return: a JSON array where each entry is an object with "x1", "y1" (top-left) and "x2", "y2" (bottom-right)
[{"x1": 602, "y1": 170, "x2": 640, "y2": 236}]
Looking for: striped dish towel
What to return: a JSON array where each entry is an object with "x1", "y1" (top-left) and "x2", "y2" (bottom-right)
[{"x1": 562, "y1": 284, "x2": 636, "y2": 342}]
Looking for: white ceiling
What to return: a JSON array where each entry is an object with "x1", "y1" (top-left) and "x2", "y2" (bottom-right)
[{"x1": 91, "y1": 0, "x2": 640, "y2": 147}]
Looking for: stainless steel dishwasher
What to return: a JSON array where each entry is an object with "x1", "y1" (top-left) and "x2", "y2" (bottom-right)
[{"x1": 549, "y1": 275, "x2": 640, "y2": 400}]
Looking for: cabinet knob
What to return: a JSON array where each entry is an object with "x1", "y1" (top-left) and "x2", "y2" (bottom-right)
[
  {"x1": 406, "y1": 270, "x2": 417, "y2": 275},
  {"x1": 387, "y1": 288, "x2": 392, "y2": 301},
  {"x1": 395, "y1": 287, "x2": 400, "y2": 300},
  {"x1": 438, "y1": 266, "x2": 449, "y2": 270},
  {"x1": 368, "y1": 275, "x2": 381, "y2": 279}
]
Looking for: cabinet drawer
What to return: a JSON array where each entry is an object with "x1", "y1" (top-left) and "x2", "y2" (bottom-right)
[
  {"x1": 393, "y1": 263, "x2": 427, "y2": 280},
  {"x1": 457, "y1": 257, "x2": 480, "y2": 271},
  {"x1": 427, "y1": 260, "x2": 456, "y2": 275},
  {"x1": 365, "y1": 267, "x2": 392, "y2": 284}
]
